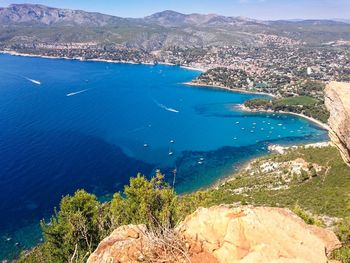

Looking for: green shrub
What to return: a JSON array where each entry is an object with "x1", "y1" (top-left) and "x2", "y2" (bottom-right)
[
  {"x1": 18, "y1": 171, "x2": 177, "y2": 263},
  {"x1": 332, "y1": 246, "x2": 350, "y2": 263},
  {"x1": 337, "y1": 217, "x2": 350, "y2": 244},
  {"x1": 40, "y1": 190, "x2": 103, "y2": 262},
  {"x1": 331, "y1": 217, "x2": 350, "y2": 262},
  {"x1": 292, "y1": 204, "x2": 323, "y2": 226},
  {"x1": 109, "y1": 170, "x2": 177, "y2": 229}
]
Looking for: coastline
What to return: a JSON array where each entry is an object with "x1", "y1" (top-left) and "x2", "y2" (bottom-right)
[
  {"x1": 183, "y1": 81, "x2": 276, "y2": 98},
  {"x1": 210, "y1": 140, "x2": 333, "y2": 189},
  {"x1": 180, "y1": 65, "x2": 206, "y2": 72},
  {"x1": 234, "y1": 103, "x2": 330, "y2": 131},
  {"x1": 210, "y1": 157, "x2": 259, "y2": 189},
  {"x1": 0, "y1": 50, "x2": 206, "y2": 72},
  {"x1": 0, "y1": 50, "x2": 335, "y2": 261},
  {"x1": 2, "y1": 49, "x2": 330, "y2": 190}
]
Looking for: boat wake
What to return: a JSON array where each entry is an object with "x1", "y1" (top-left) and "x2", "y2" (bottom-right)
[
  {"x1": 153, "y1": 99, "x2": 180, "y2": 113},
  {"x1": 25, "y1": 77, "x2": 41, "y2": 85},
  {"x1": 66, "y1": 89, "x2": 90, "y2": 97}
]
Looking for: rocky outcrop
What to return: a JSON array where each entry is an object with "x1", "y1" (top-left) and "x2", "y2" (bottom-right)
[
  {"x1": 88, "y1": 206, "x2": 341, "y2": 263},
  {"x1": 325, "y1": 81, "x2": 350, "y2": 165}
]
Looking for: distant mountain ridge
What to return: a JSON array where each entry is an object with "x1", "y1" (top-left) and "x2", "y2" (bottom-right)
[
  {"x1": 0, "y1": 4, "x2": 350, "y2": 49},
  {"x1": 0, "y1": 4, "x2": 347, "y2": 27},
  {"x1": 0, "y1": 4, "x2": 127, "y2": 26},
  {"x1": 144, "y1": 10, "x2": 263, "y2": 27}
]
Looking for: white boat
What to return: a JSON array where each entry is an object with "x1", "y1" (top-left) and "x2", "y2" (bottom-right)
[{"x1": 26, "y1": 78, "x2": 41, "y2": 85}]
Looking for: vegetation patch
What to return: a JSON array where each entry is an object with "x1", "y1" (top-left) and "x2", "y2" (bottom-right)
[
  {"x1": 17, "y1": 146, "x2": 350, "y2": 262},
  {"x1": 244, "y1": 95, "x2": 329, "y2": 123}
]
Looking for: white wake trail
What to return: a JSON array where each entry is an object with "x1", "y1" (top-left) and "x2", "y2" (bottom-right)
[
  {"x1": 66, "y1": 89, "x2": 90, "y2": 97},
  {"x1": 25, "y1": 77, "x2": 41, "y2": 85},
  {"x1": 153, "y1": 99, "x2": 180, "y2": 113}
]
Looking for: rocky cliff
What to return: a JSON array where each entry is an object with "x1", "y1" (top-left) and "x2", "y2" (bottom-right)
[
  {"x1": 325, "y1": 81, "x2": 350, "y2": 165},
  {"x1": 87, "y1": 206, "x2": 340, "y2": 263}
]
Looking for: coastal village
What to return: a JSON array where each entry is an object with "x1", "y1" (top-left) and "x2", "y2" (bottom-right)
[{"x1": 3, "y1": 41, "x2": 350, "y2": 100}]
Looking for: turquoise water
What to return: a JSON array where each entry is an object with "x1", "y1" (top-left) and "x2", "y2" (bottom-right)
[{"x1": 0, "y1": 54, "x2": 328, "y2": 259}]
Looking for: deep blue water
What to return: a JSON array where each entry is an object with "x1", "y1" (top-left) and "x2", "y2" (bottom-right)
[{"x1": 0, "y1": 54, "x2": 328, "y2": 259}]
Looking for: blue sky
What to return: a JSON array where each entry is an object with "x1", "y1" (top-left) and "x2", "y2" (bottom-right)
[{"x1": 1, "y1": 0, "x2": 350, "y2": 20}]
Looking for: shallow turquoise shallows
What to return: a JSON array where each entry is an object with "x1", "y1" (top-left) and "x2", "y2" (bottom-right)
[{"x1": 0, "y1": 54, "x2": 328, "y2": 259}]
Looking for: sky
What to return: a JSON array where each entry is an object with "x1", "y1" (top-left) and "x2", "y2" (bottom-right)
[{"x1": 0, "y1": 0, "x2": 350, "y2": 20}]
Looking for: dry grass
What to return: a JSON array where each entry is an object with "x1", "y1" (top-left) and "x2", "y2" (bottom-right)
[{"x1": 138, "y1": 223, "x2": 192, "y2": 263}]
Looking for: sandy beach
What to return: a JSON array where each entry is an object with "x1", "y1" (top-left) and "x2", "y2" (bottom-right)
[
  {"x1": 180, "y1": 65, "x2": 206, "y2": 72},
  {"x1": 234, "y1": 103, "x2": 330, "y2": 131}
]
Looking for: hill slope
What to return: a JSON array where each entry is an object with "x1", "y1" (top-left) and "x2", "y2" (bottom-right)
[{"x1": 1, "y1": 4, "x2": 350, "y2": 50}]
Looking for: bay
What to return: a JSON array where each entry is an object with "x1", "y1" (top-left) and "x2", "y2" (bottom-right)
[{"x1": 0, "y1": 54, "x2": 328, "y2": 259}]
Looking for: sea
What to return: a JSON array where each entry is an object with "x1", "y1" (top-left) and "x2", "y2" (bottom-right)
[{"x1": 0, "y1": 54, "x2": 328, "y2": 260}]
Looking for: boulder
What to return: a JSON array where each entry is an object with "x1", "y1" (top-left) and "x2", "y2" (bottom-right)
[
  {"x1": 177, "y1": 206, "x2": 341, "y2": 263},
  {"x1": 88, "y1": 206, "x2": 341, "y2": 263}
]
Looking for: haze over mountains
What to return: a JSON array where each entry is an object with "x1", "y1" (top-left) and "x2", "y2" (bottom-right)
[{"x1": 0, "y1": 4, "x2": 350, "y2": 49}]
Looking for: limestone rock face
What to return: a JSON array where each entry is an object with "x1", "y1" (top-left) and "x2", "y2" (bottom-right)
[
  {"x1": 87, "y1": 224, "x2": 148, "y2": 263},
  {"x1": 177, "y1": 206, "x2": 340, "y2": 263},
  {"x1": 88, "y1": 206, "x2": 341, "y2": 263},
  {"x1": 325, "y1": 81, "x2": 350, "y2": 165}
]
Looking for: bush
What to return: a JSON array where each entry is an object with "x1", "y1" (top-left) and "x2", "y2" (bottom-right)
[
  {"x1": 109, "y1": 170, "x2": 177, "y2": 229},
  {"x1": 292, "y1": 204, "x2": 323, "y2": 226},
  {"x1": 337, "y1": 217, "x2": 350, "y2": 244},
  {"x1": 19, "y1": 171, "x2": 177, "y2": 263},
  {"x1": 40, "y1": 190, "x2": 103, "y2": 262},
  {"x1": 332, "y1": 217, "x2": 350, "y2": 262},
  {"x1": 332, "y1": 246, "x2": 350, "y2": 263}
]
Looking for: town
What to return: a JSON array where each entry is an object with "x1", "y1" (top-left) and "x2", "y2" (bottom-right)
[{"x1": 3, "y1": 41, "x2": 349, "y2": 100}]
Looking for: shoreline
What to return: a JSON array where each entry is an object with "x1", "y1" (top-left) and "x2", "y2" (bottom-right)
[
  {"x1": 0, "y1": 50, "x2": 206, "y2": 72},
  {"x1": 1, "y1": 49, "x2": 330, "y2": 188},
  {"x1": 0, "y1": 50, "x2": 334, "y2": 260},
  {"x1": 234, "y1": 103, "x2": 330, "y2": 131},
  {"x1": 210, "y1": 140, "x2": 333, "y2": 189},
  {"x1": 180, "y1": 65, "x2": 206, "y2": 72},
  {"x1": 183, "y1": 81, "x2": 276, "y2": 98}
]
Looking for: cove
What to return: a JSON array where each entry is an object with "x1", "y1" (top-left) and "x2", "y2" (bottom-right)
[{"x1": 0, "y1": 54, "x2": 328, "y2": 260}]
